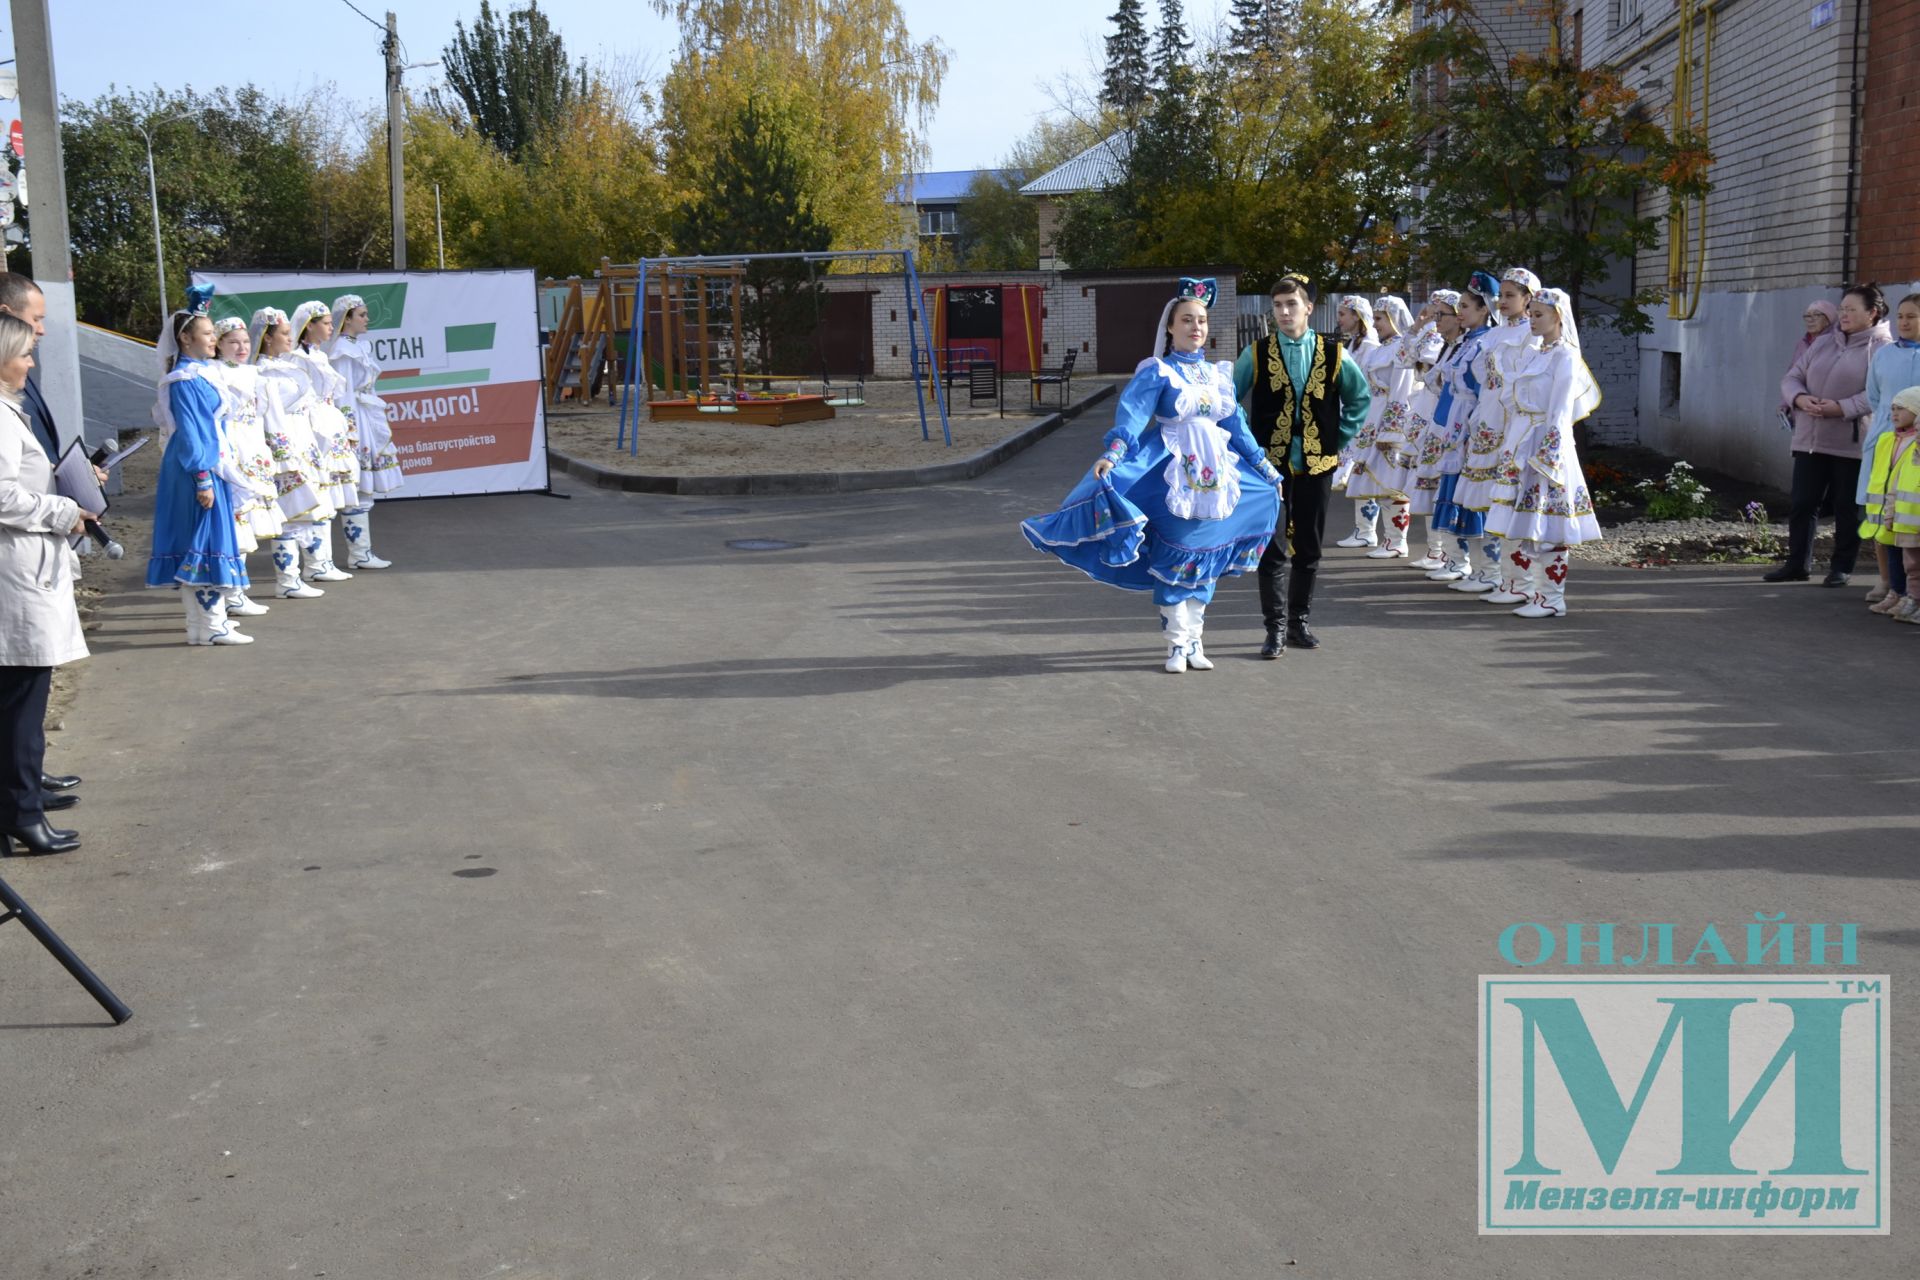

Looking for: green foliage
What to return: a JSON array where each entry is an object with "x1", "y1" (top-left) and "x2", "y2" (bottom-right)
[
  {"x1": 1405, "y1": 0, "x2": 1713, "y2": 334},
  {"x1": 435, "y1": 0, "x2": 589, "y2": 160},
  {"x1": 674, "y1": 97, "x2": 830, "y2": 372},
  {"x1": 1637, "y1": 460, "x2": 1714, "y2": 520},
  {"x1": 955, "y1": 172, "x2": 1038, "y2": 272},
  {"x1": 1102, "y1": 0, "x2": 1152, "y2": 114}
]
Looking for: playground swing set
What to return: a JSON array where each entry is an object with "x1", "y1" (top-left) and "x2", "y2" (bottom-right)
[{"x1": 612, "y1": 249, "x2": 954, "y2": 453}]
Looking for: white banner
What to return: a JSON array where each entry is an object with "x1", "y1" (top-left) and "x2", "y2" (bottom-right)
[{"x1": 190, "y1": 268, "x2": 548, "y2": 499}]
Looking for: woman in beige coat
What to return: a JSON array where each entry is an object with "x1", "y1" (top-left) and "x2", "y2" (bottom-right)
[{"x1": 0, "y1": 313, "x2": 93, "y2": 856}]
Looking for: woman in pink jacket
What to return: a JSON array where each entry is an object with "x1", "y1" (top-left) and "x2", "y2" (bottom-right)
[{"x1": 1772, "y1": 284, "x2": 1893, "y2": 586}]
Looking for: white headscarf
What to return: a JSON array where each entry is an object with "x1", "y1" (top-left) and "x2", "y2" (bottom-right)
[
  {"x1": 1375, "y1": 296, "x2": 1414, "y2": 338},
  {"x1": 289, "y1": 300, "x2": 331, "y2": 350},
  {"x1": 1338, "y1": 295, "x2": 1376, "y2": 345},
  {"x1": 248, "y1": 306, "x2": 289, "y2": 364},
  {"x1": 1533, "y1": 287, "x2": 1602, "y2": 422},
  {"x1": 1502, "y1": 267, "x2": 1542, "y2": 294},
  {"x1": 1429, "y1": 289, "x2": 1462, "y2": 313},
  {"x1": 327, "y1": 294, "x2": 367, "y2": 355}
]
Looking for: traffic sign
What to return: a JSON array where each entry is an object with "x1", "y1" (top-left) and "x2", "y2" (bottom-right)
[{"x1": 8, "y1": 121, "x2": 22, "y2": 158}]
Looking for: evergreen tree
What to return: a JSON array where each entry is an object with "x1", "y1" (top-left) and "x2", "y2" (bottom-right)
[
  {"x1": 1151, "y1": 0, "x2": 1193, "y2": 95},
  {"x1": 1228, "y1": 0, "x2": 1278, "y2": 66},
  {"x1": 1101, "y1": 0, "x2": 1152, "y2": 115},
  {"x1": 673, "y1": 97, "x2": 830, "y2": 374}
]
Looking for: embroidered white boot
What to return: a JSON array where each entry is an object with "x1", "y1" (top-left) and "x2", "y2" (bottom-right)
[
  {"x1": 1413, "y1": 520, "x2": 1447, "y2": 571},
  {"x1": 1514, "y1": 545, "x2": 1569, "y2": 618},
  {"x1": 1160, "y1": 605, "x2": 1189, "y2": 673},
  {"x1": 1427, "y1": 535, "x2": 1467, "y2": 582},
  {"x1": 187, "y1": 588, "x2": 254, "y2": 645},
  {"x1": 1450, "y1": 537, "x2": 1501, "y2": 593},
  {"x1": 272, "y1": 533, "x2": 324, "y2": 598},
  {"x1": 1183, "y1": 599, "x2": 1214, "y2": 670},
  {"x1": 1367, "y1": 503, "x2": 1411, "y2": 558},
  {"x1": 1335, "y1": 500, "x2": 1380, "y2": 548},
  {"x1": 343, "y1": 506, "x2": 392, "y2": 570},
  {"x1": 225, "y1": 585, "x2": 270, "y2": 616},
  {"x1": 303, "y1": 521, "x2": 354, "y2": 582},
  {"x1": 1483, "y1": 541, "x2": 1532, "y2": 604}
]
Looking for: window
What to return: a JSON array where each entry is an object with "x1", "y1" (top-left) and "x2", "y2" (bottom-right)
[
  {"x1": 1660, "y1": 351, "x2": 1682, "y2": 414},
  {"x1": 918, "y1": 208, "x2": 957, "y2": 237},
  {"x1": 1616, "y1": 0, "x2": 1641, "y2": 31}
]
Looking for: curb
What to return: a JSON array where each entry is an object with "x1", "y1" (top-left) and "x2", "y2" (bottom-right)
[{"x1": 546, "y1": 384, "x2": 1117, "y2": 496}]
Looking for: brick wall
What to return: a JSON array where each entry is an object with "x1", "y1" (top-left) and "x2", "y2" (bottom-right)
[{"x1": 1857, "y1": 0, "x2": 1920, "y2": 281}]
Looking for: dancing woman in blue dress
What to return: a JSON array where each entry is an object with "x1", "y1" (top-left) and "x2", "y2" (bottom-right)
[{"x1": 1021, "y1": 279, "x2": 1282, "y2": 672}]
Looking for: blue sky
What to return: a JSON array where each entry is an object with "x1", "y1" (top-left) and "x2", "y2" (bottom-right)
[{"x1": 8, "y1": 0, "x2": 1183, "y2": 172}]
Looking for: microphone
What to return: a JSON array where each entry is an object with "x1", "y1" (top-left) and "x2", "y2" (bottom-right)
[{"x1": 82, "y1": 519, "x2": 125, "y2": 560}]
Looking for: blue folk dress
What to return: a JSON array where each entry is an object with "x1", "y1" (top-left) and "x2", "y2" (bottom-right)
[
  {"x1": 1021, "y1": 350, "x2": 1281, "y2": 605},
  {"x1": 146, "y1": 358, "x2": 249, "y2": 591},
  {"x1": 1430, "y1": 324, "x2": 1493, "y2": 536}
]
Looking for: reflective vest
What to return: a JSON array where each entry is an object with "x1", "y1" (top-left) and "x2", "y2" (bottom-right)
[{"x1": 1858, "y1": 428, "x2": 1920, "y2": 542}]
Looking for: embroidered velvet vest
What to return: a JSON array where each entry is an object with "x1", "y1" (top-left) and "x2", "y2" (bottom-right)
[{"x1": 1250, "y1": 331, "x2": 1345, "y2": 475}]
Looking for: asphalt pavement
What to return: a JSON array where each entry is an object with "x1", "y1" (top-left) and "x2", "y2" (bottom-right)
[{"x1": 2, "y1": 417, "x2": 1915, "y2": 1278}]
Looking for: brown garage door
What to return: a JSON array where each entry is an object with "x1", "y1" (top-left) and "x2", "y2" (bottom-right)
[{"x1": 1095, "y1": 279, "x2": 1244, "y2": 373}]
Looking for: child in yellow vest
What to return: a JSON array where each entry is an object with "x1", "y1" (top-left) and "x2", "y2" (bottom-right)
[{"x1": 1861, "y1": 385, "x2": 1920, "y2": 621}]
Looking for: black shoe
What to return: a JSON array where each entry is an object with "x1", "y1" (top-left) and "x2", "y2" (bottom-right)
[
  {"x1": 2, "y1": 820, "x2": 80, "y2": 856},
  {"x1": 40, "y1": 773, "x2": 81, "y2": 791},
  {"x1": 43, "y1": 792, "x2": 78, "y2": 811},
  {"x1": 1821, "y1": 571, "x2": 1851, "y2": 588},
  {"x1": 1762, "y1": 566, "x2": 1811, "y2": 583},
  {"x1": 1259, "y1": 626, "x2": 1285, "y2": 659},
  {"x1": 1286, "y1": 621, "x2": 1320, "y2": 650}
]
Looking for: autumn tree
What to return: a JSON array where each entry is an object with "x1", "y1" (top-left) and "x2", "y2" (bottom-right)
[
  {"x1": 436, "y1": 0, "x2": 589, "y2": 160},
  {"x1": 1407, "y1": 0, "x2": 1711, "y2": 332},
  {"x1": 650, "y1": 0, "x2": 946, "y2": 254},
  {"x1": 955, "y1": 172, "x2": 1038, "y2": 271}
]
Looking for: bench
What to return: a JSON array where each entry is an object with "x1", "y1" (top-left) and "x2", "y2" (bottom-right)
[{"x1": 1029, "y1": 349, "x2": 1076, "y2": 411}]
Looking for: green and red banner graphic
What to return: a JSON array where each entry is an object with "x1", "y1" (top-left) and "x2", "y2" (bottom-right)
[{"x1": 191, "y1": 268, "x2": 548, "y2": 499}]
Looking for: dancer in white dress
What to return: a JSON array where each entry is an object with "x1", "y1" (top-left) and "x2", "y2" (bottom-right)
[
  {"x1": 1330, "y1": 295, "x2": 1384, "y2": 546},
  {"x1": 252, "y1": 306, "x2": 334, "y2": 600},
  {"x1": 287, "y1": 301, "x2": 358, "y2": 583},
  {"x1": 1484, "y1": 287, "x2": 1604, "y2": 617},
  {"x1": 326, "y1": 294, "x2": 404, "y2": 569},
  {"x1": 1451, "y1": 267, "x2": 1543, "y2": 602},
  {"x1": 1377, "y1": 293, "x2": 1461, "y2": 569},
  {"x1": 1419, "y1": 279, "x2": 1499, "y2": 584},
  {"x1": 203, "y1": 318, "x2": 282, "y2": 619},
  {"x1": 1345, "y1": 298, "x2": 1436, "y2": 561}
]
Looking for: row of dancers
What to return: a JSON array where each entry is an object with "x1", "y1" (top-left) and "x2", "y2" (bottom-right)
[
  {"x1": 1020, "y1": 268, "x2": 1605, "y2": 671},
  {"x1": 147, "y1": 287, "x2": 403, "y2": 645},
  {"x1": 1328, "y1": 269, "x2": 1603, "y2": 616}
]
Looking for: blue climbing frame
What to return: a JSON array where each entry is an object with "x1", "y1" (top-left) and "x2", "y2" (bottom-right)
[{"x1": 614, "y1": 249, "x2": 953, "y2": 454}]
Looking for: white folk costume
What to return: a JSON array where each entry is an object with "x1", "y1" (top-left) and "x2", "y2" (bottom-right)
[
  {"x1": 202, "y1": 318, "x2": 282, "y2": 619},
  {"x1": 1452, "y1": 267, "x2": 1544, "y2": 602},
  {"x1": 1417, "y1": 311, "x2": 1495, "y2": 583},
  {"x1": 1377, "y1": 293, "x2": 1461, "y2": 568},
  {"x1": 326, "y1": 294, "x2": 404, "y2": 570},
  {"x1": 1346, "y1": 301, "x2": 1435, "y2": 561},
  {"x1": 252, "y1": 306, "x2": 334, "y2": 600},
  {"x1": 1330, "y1": 296, "x2": 1385, "y2": 547},
  {"x1": 1484, "y1": 287, "x2": 1603, "y2": 617},
  {"x1": 288, "y1": 301, "x2": 359, "y2": 584}
]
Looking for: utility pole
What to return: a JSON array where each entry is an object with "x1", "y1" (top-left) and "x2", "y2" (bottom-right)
[
  {"x1": 8, "y1": 0, "x2": 88, "y2": 449},
  {"x1": 386, "y1": 10, "x2": 407, "y2": 269}
]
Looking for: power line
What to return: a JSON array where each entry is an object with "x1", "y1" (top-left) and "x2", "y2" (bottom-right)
[{"x1": 334, "y1": 0, "x2": 386, "y2": 32}]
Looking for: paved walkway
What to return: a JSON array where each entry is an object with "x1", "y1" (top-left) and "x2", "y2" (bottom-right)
[{"x1": 3, "y1": 421, "x2": 1915, "y2": 1277}]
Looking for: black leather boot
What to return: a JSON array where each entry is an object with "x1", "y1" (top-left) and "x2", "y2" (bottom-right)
[
  {"x1": 40, "y1": 773, "x2": 82, "y2": 791},
  {"x1": 1259, "y1": 625, "x2": 1285, "y2": 659},
  {"x1": 2, "y1": 820, "x2": 80, "y2": 856},
  {"x1": 1286, "y1": 571, "x2": 1321, "y2": 649},
  {"x1": 43, "y1": 792, "x2": 78, "y2": 811}
]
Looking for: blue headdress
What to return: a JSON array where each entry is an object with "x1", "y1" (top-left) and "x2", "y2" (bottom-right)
[
  {"x1": 184, "y1": 282, "x2": 216, "y2": 315},
  {"x1": 1177, "y1": 277, "x2": 1218, "y2": 308},
  {"x1": 1466, "y1": 271, "x2": 1501, "y2": 309}
]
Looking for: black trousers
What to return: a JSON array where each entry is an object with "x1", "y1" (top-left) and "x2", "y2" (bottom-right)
[
  {"x1": 1786, "y1": 451, "x2": 1862, "y2": 574},
  {"x1": 1257, "y1": 464, "x2": 1334, "y2": 629},
  {"x1": 0, "y1": 665, "x2": 51, "y2": 827}
]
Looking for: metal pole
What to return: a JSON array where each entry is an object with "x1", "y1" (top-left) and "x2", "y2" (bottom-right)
[
  {"x1": 386, "y1": 11, "x2": 407, "y2": 269},
  {"x1": 143, "y1": 127, "x2": 167, "y2": 316},
  {"x1": 434, "y1": 182, "x2": 444, "y2": 269}
]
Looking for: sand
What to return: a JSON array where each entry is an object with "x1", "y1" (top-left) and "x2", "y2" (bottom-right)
[{"x1": 544, "y1": 377, "x2": 1121, "y2": 476}]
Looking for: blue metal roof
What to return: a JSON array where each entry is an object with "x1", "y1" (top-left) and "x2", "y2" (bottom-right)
[{"x1": 889, "y1": 169, "x2": 1020, "y2": 205}]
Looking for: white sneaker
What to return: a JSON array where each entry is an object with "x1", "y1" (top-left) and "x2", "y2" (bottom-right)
[{"x1": 1866, "y1": 584, "x2": 1891, "y2": 603}]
